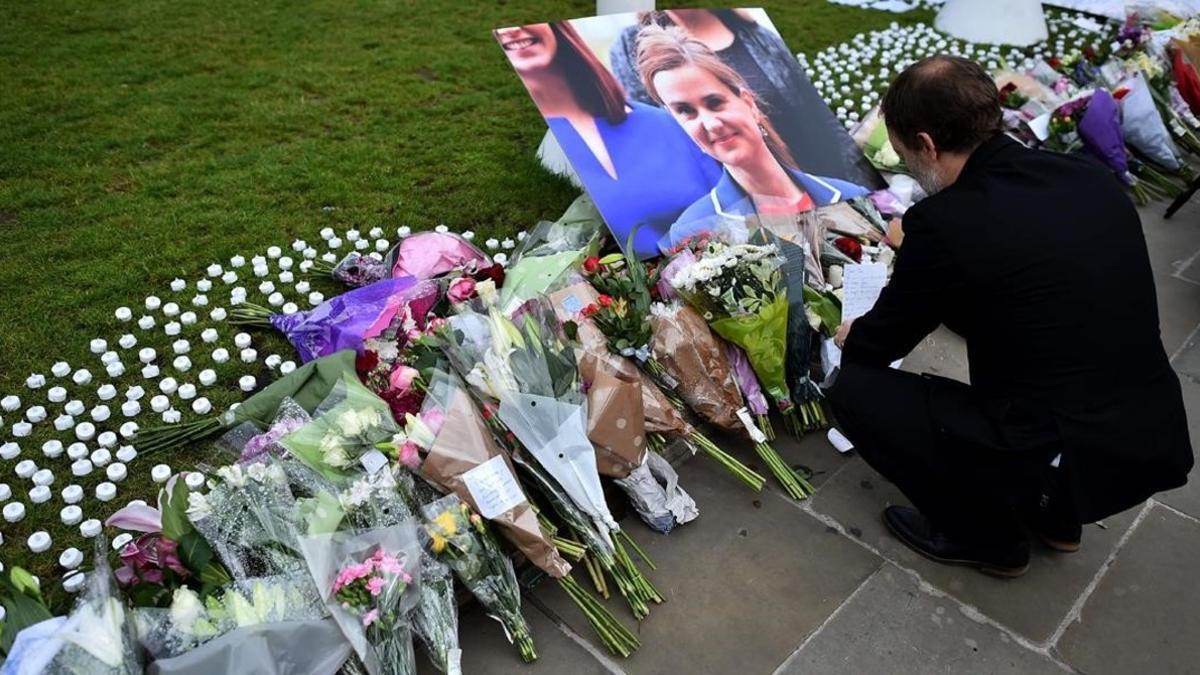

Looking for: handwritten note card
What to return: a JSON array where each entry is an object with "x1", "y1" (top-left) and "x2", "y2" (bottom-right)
[
  {"x1": 841, "y1": 263, "x2": 888, "y2": 321},
  {"x1": 462, "y1": 455, "x2": 527, "y2": 519}
]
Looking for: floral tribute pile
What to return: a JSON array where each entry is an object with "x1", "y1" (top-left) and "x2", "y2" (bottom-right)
[{"x1": 1, "y1": 5, "x2": 1198, "y2": 673}]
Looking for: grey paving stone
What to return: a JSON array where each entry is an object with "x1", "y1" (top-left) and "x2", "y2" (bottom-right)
[
  {"x1": 1056, "y1": 505, "x2": 1200, "y2": 674},
  {"x1": 779, "y1": 564, "x2": 1068, "y2": 675},
  {"x1": 1138, "y1": 203, "x2": 1200, "y2": 356},
  {"x1": 416, "y1": 601, "x2": 612, "y2": 675},
  {"x1": 531, "y1": 459, "x2": 882, "y2": 675},
  {"x1": 809, "y1": 457, "x2": 1140, "y2": 642},
  {"x1": 1157, "y1": 371, "x2": 1200, "y2": 520},
  {"x1": 900, "y1": 325, "x2": 970, "y2": 383}
]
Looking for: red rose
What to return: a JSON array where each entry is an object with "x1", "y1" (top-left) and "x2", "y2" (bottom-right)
[
  {"x1": 582, "y1": 256, "x2": 601, "y2": 274},
  {"x1": 833, "y1": 236, "x2": 863, "y2": 263},
  {"x1": 1047, "y1": 56, "x2": 1063, "y2": 70},
  {"x1": 597, "y1": 294, "x2": 614, "y2": 308},
  {"x1": 1113, "y1": 86, "x2": 1131, "y2": 100},
  {"x1": 999, "y1": 82, "x2": 1017, "y2": 96},
  {"x1": 1083, "y1": 46, "x2": 1097, "y2": 62},
  {"x1": 581, "y1": 304, "x2": 599, "y2": 318}
]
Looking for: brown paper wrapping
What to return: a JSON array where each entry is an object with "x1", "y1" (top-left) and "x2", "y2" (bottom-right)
[
  {"x1": 586, "y1": 369, "x2": 647, "y2": 478},
  {"x1": 419, "y1": 386, "x2": 571, "y2": 578},
  {"x1": 548, "y1": 283, "x2": 693, "y2": 441},
  {"x1": 649, "y1": 304, "x2": 744, "y2": 432}
]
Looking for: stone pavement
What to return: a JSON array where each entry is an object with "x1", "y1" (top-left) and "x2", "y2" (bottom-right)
[{"x1": 427, "y1": 195, "x2": 1200, "y2": 675}]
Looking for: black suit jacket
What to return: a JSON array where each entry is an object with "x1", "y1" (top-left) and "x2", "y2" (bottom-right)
[{"x1": 843, "y1": 134, "x2": 1193, "y2": 522}]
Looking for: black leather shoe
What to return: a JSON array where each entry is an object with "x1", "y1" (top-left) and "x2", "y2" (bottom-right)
[
  {"x1": 1030, "y1": 517, "x2": 1082, "y2": 553},
  {"x1": 883, "y1": 506, "x2": 1030, "y2": 578}
]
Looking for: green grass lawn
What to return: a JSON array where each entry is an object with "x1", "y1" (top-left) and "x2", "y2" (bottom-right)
[{"x1": 0, "y1": 0, "x2": 934, "y2": 611}]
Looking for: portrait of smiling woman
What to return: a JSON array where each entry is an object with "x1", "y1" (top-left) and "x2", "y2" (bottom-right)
[
  {"x1": 495, "y1": 21, "x2": 723, "y2": 258},
  {"x1": 635, "y1": 25, "x2": 870, "y2": 249}
]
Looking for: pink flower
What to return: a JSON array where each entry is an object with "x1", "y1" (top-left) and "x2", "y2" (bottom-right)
[
  {"x1": 423, "y1": 408, "x2": 445, "y2": 436},
  {"x1": 367, "y1": 576, "x2": 386, "y2": 596},
  {"x1": 424, "y1": 317, "x2": 446, "y2": 334},
  {"x1": 447, "y1": 276, "x2": 477, "y2": 304},
  {"x1": 388, "y1": 365, "x2": 419, "y2": 393},
  {"x1": 362, "y1": 608, "x2": 380, "y2": 627},
  {"x1": 398, "y1": 441, "x2": 421, "y2": 470}
]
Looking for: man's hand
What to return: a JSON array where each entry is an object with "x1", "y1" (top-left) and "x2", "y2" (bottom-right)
[{"x1": 834, "y1": 319, "x2": 855, "y2": 350}]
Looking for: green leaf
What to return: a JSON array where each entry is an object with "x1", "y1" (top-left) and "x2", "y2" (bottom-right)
[
  {"x1": 161, "y1": 477, "x2": 194, "y2": 542},
  {"x1": 129, "y1": 582, "x2": 171, "y2": 608},
  {"x1": 598, "y1": 253, "x2": 624, "y2": 266},
  {"x1": 9, "y1": 567, "x2": 41, "y2": 601},
  {"x1": 178, "y1": 530, "x2": 215, "y2": 578},
  {"x1": 200, "y1": 564, "x2": 233, "y2": 588},
  {"x1": 0, "y1": 568, "x2": 52, "y2": 656}
]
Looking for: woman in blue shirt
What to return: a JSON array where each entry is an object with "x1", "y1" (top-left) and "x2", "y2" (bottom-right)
[
  {"x1": 635, "y1": 25, "x2": 869, "y2": 251},
  {"x1": 496, "y1": 21, "x2": 722, "y2": 258}
]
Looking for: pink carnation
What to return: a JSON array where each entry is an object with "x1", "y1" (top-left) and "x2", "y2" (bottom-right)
[
  {"x1": 367, "y1": 576, "x2": 386, "y2": 596},
  {"x1": 362, "y1": 608, "x2": 380, "y2": 627}
]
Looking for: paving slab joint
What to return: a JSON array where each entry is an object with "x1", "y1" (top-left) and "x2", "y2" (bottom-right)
[{"x1": 771, "y1": 563, "x2": 886, "y2": 675}]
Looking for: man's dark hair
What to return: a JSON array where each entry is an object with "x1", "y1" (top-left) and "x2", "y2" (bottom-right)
[{"x1": 880, "y1": 55, "x2": 1003, "y2": 153}]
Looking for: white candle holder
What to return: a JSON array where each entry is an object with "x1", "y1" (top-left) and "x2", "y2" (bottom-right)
[
  {"x1": 119, "y1": 422, "x2": 139, "y2": 439},
  {"x1": 191, "y1": 398, "x2": 212, "y2": 415},
  {"x1": 212, "y1": 348, "x2": 230, "y2": 364},
  {"x1": 210, "y1": 307, "x2": 227, "y2": 321},
  {"x1": 164, "y1": 321, "x2": 182, "y2": 336},
  {"x1": 201, "y1": 328, "x2": 218, "y2": 343},
  {"x1": 65, "y1": 400, "x2": 86, "y2": 416},
  {"x1": 295, "y1": 280, "x2": 311, "y2": 294},
  {"x1": 240, "y1": 348, "x2": 258, "y2": 363},
  {"x1": 32, "y1": 468, "x2": 54, "y2": 486},
  {"x1": 64, "y1": 571, "x2": 87, "y2": 593},
  {"x1": 60, "y1": 506, "x2": 83, "y2": 527},
  {"x1": 282, "y1": 302, "x2": 299, "y2": 315},
  {"x1": 198, "y1": 369, "x2": 217, "y2": 386},
  {"x1": 62, "y1": 484, "x2": 83, "y2": 504},
  {"x1": 234, "y1": 333, "x2": 252, "y2": 349},
  {"x1": 162, "y1": 409, "x2": 181, "y2": 424},
  {"x1": 173, "y1": 356, "x2": 192, "y2": 372},
  {"x1": 1, "y1": 395, "x2": 19, "y2": 412},
  {"x1": 90, "y1": 406, "x2": 111, "y2": 423},
  {"x1": 177, "y1": 383, "x2": 196, "y2": 400},
  {"x1": 27, "y1": 531, "x2": 51, "y2": 553},
  {"x1": 128, "y1": 385, "x2": 147, "y2": 400},
  {"x1": 67, "y1": 443, "x2": 88, "y2": 461},
  {"x1": 72, "y1": 370, "x2": 92, "y2": 386},
  {"x1": 162, "y1": 301, "x2": 180, "y2": 317},
  {"x1": 95, "y1": 482, "x2": 117, "y2": 502},
  {"x1": 89, "y1": 339, "x2": 108, "y2": 354},
  {"x1": 71, "y1": 460, "x2": 93, "y2": 477},
  {"x1": 59, "y1": 546, "x2": 83, "y2": 568},
  {"x1": 151, "y1": 464, "x2": 172, "y2": 483},
  {"x1": 121, "y1": 400, "x2": 141, "y2": 417},
  {"x1": 11, "y1": 422, "x2": 32, "y2": 438},
  {"x1": 103, "y1": 360, "x2": 123, "y2": 379},
  {"x1": 230, "y1": 255, "x2": 246, "y2": 267},
  {"x1": 184, "y1": 472, "x2": 206, "y2": 490},
  {"x1": 142, "y1": 364, "x2": 161, "y2": 379},
  {"x1": 106, "y1": 463, "x2": 127, "y2": 482},
  {"x1": 15, "y1": 459, "x2": 37, "y2": 479},
  {"x1": 181, "y1": 310, "x2": 198, "y2": 324},
  {"x1": 150, "y1": 395, "x2": 170, "y2": 413},
  {"x1": 116, "y1": 446, "x2": 137, "y2": 463},
  {"x1": 100, "y1": 351, "x2": 120, "y2": 366},
  {"x1": 138, "y1": 315, "x2": 155, "y2": 330},
  {"x1": 115, "y1": 307, "x2": 133, "y2": 321},
  {"x1": 239, "y1": 375, "x2": 257, "y2": 392},
  {"x1": 47, "y1": 386, "x2": 67, "y2": 403},
  {"x1": 74, "y1": 422, "x2": 96, "y2": 442},
  {"x1": 91, "y1": 448, "x2": 112, "y2": 467},
  {"x1": 80, "y1": 519, "x2": 102, "y2": 538},
  {"x1": 3, "y1": 502, "x2": 26, "y2": 523},
  {"x1": 145, "y1": 296, "x2": 161, "y2": 311},
  {"x1": 159, "y1": 377, "x2": 178, "y2": 395},
  {"x1": 138, "y1": 347, "x2": 157, "y2": 364},
  {"x1": 207, "y1": 263, "x2": 223, "y2": 277},
  {"x1": 40, "y1": 441, "x2": 63, "y2": 459},
  {"x1": 197, "y1": 279, "x2": 213, "y2": 292},
  {"x1": 258, "y1": 280, "x2": 275, "y2": 294},
  {"x1": 0, "y1": 484, "x2": 8, "y2": 500},
  {"x1": 25, "y1": 406, "x2": 46, "y2": 423},
  {"x1": 170, "y1": 278, "x2": 186, "y2": 292},
  {"x1": 97, "y1": 432, "x2": 117, "y2": 449},
  {"x1": 53, "y1": 415, "x2": 75, "y2": 432},
  {"x1": 0, "y1": 442, "x2": 18, "y2": 460}
]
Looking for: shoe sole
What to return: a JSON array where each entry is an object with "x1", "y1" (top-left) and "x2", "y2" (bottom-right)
[
  {"x1": 1038, "y1": 535, "x2": 1081, "y2": 553},
  {"x1": 883, "y1": 513, "x2": 1030, "y2": 578}
]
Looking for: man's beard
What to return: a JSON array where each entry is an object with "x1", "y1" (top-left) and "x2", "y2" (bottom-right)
[{"x1": 909, "y1": 155, "x2": 946, "y2": 196}]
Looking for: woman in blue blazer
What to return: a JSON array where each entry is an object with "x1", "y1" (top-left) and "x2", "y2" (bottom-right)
[{"x1": 635, "y1": 25, "x2": 869, "y2": 251}]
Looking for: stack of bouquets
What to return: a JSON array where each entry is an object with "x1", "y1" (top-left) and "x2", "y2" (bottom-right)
[
  {"x1": 551, "y1": 280, "x2": 764, "y2": 494},
  {"x1": 437, "y1": 299, "x2": 661, "y2": 624},
  {"x1": 667, "y1": 240, "x2": 816, "y2": 500}
]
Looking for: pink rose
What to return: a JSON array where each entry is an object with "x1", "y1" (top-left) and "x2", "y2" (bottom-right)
[
  {"x1": 399, "y1": 441, "x2": 421, "y2": 470},
  {"x1": 389, "y1": 365, "x2": 419, "y2": 393},
  {"x1": 423, "y1": 408, "x2": 445, "y2": 436},
  {"x1": 446, "y1": 276, "x2": 477, "y2": 304}
]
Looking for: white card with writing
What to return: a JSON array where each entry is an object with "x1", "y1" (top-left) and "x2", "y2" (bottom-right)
[
  {"x1": 360, "y1": 449, "x2": 390, "y2": 475},
  {"x1": 841, "y1": 262, "x2": 888, "y2": 321},
  {"x1": 461, "y1": 455, "x2": 527, "y2": 519}
]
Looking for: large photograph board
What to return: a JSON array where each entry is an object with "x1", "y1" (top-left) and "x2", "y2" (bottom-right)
[{"x1": 496, "y1": 8, "x2": 883, "y2": 258}]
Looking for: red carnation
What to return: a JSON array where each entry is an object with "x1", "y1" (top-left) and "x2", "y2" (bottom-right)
[
  {"x1": 833, "y1": 236, "x2": 863, "y2": 263},
  {"x1": 582, "y1": 256, "x2": 601, "y2": 274},
  {"x1": 356, "y1": 350, "x2": 380, "y2": 374},
  {"x1": 597, "y1": 294, "x2": 614, "y2": 308}
]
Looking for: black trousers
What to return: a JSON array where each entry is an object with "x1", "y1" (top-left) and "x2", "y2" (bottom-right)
[{"x1": 826, "y1": 362, "x2": 1073, "y2": 548}]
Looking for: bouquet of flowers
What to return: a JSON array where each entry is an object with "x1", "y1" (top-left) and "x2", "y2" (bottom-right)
[
  {"x1": 312, "y1": 232, "x2": 491, "y2": 287},
  {"x1": 386, "y1": 367, "x2": 571, "y2": 578},
  {"x1": 229, "y1": 278, "x2": 432, "y2": 363},
  {"x1": 279, "y1": 375, "x2": 399, "y2": 483},
  {"x1": 668, "y1": 241, "x2": 815, "y2": 499},
  {"x1": 438, "y1": 301, "x2": 661, "y2": 622},
  {"x1": 420, "y1": 495, "x2": 536, "y2": 662},
  {"x1": 498, "y1": 194, "x2": 605, "y2": 314},
  {"x1": 550, "y1": 282, "x2": 764, "y2": 493},
  {"x1": 298, "y1": 522, "x2": 422, "y2": 675},
  {"x1": 44, "y1": 539, "x2": 142, "y2": 674}
]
